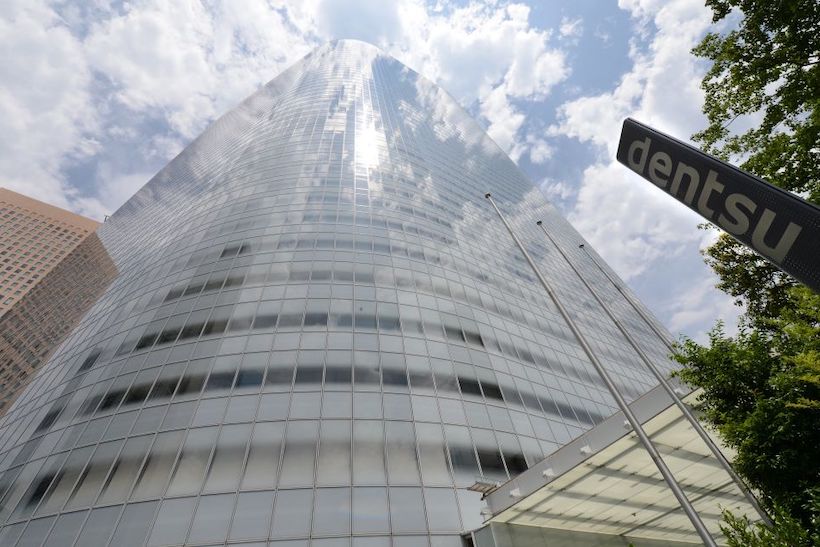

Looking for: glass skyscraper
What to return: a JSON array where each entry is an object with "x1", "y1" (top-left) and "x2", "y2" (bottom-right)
[{"x1": 0, "y1": 40, "x2": 677, "y2": 546}]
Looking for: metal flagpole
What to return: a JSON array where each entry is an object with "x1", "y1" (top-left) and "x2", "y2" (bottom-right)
[
  {"x1": 484, "y1": 193, "x2": 718, "y2": 547},
  {"x1": 579, "y1": 243, "x2": 674, "y2": 347},
  {"x1": 575, "y1": 239, "x2": 773, "y2": 526}
]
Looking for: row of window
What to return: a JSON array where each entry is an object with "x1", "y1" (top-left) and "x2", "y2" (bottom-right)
[
  {"x1": 0, "y1": 489, "x2": 471, "y2": 546},
  {"x1": 112, "y1": 286, "x2": 636, "y2": 400},
  {"x1": 41, "y1": 347, "x2": 605, "y2": 433},
  {"x1": 4, "y1": 419, "x2": 507, "y2": 530},
  {"x1": 164, "y1": 240, "x2": 568, "y2": 349},
  {"x1": 190, "y1": 195, "x2": 538, "y2": 286},
  {"x1": 160, "y1": 256, "x2": 549, "y2": 355}
]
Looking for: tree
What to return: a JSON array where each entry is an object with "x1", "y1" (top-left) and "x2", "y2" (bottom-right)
[
  {"x1": 693, "y1": 0, "x2": 819, "y2": 204},
  {"x1": 720, "y1": 499, "x2": 820, "y2": 547},
  {"x1": 692, "y1": 0, "x2": 819, "y2": 327},
  {"x1": 674, "y1": 287, "x2": 820, "y2": 524},
  {"x1": 678, "y1": 1, "x2": 820, "y2": 541},
  {"x1": 700, "y1": 229, "x2": 796, "y2": 328}
]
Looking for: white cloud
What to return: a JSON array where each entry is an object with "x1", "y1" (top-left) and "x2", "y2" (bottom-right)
[
  {"x1": 551, "y1": 0, "x2": 714, "y2": 273},
  {"x1": 98, "y1": 168, "x2": 157, "y2": 216},
  {"x1": 85, "y1": 3, "x2": 215, "y2": 132},
  {"x1": 510, "y1": 133, "x2": 554, "y2": 164},
  {"x1": 552, "y1": 1, "x2": 711, "y2": 155},
  {"x1": 0, "y1": 1, "x2": 96, "y2": 211},
  {"x1": 594, "y1": 27, "x2": 612, "y2": 45},
  {"x1": 505, "y1": 31, "x2": 568, "y2": 99},
  {"x1": 527, "y1": 135, "x2": 554, "y2": 163},
  {"x1": 315, "y1": 0, "x2": 400, "y2": 46},
  {"x1": 550, "y1": 0, "x2": 732, "y2": 338},
  {"x1": 666, "y1": 275, "x2": 739, "y2": 341},
  {"x1": 84, "y1": 0, "x2": 318, "y2": 139},
  {"x1": 548, "y1": 71, "x2": 642, "y2": 153},
  {"x1": 559, "y1": 17, "x2": 583, "y2": 40},
  {"x1": 386, "y1": 2, "x2": 568, "y2": 158},
  {"x1": 568, "y1": 162, "x2": 704, "y2": 278},
  {"x1": 481, "y1": 85, "x2": 527, "y2": 153},
  {"x1": 540, "y1": 178, "x2": 575, "y2": 201}
]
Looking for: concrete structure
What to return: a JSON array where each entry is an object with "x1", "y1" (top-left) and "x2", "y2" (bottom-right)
[{"x1": 0, "y1": 41, "x2": 718, "y2": 546}]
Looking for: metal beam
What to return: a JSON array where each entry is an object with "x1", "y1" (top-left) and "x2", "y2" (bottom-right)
[
  {"x1": 576, "y1": 239, "x2": 772, "y2": 525},
  {"x1": 484, "y1": 193, "x2": 718, "y2": 547}
]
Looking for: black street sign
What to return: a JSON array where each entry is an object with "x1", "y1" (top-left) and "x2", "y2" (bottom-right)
[{"x1": 616, "y1": 118, "x2": 820, "y2": 292}]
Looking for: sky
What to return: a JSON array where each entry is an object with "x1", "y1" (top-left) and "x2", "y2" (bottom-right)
[{"x1": 0, "y1": 0, "x2": 743, "y2": 342}]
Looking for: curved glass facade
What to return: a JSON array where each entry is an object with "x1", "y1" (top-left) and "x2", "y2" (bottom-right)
[{"x1": 0, "y1": 40, "x2": 676, "y2": 546}]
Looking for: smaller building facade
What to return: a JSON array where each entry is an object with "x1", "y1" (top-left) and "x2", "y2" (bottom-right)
[
  {"x1": 0, "y1": 189, "x2": 117, "y2": 413},
  {"x1": 0, "y1": 188, "x2": 101, "y2": 315}
]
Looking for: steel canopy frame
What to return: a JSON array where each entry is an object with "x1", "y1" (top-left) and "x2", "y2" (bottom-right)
[
  {"x1": 573, "y1": 238, "x2": 771, "y2": 526},
  {"x1": 484, "y1": 193, "x2": 718, "y2": 547}
]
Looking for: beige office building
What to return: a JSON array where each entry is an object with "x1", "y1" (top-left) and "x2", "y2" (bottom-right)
[
  {"x1": 0, "y1": 188, "x2": 101, "y2": 314},
  {"x1": 0, "y1": 188, "x2": 117, "y2": 413}
]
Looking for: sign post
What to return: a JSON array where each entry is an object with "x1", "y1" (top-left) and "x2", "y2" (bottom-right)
[{"x1": 616, "y1": 118, "x2": 820, "y2": 292}]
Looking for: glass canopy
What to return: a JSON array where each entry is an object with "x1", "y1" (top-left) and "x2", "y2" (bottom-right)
[{"x1": 478, "y1": 386, "x2": 765, "y2": 545}]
